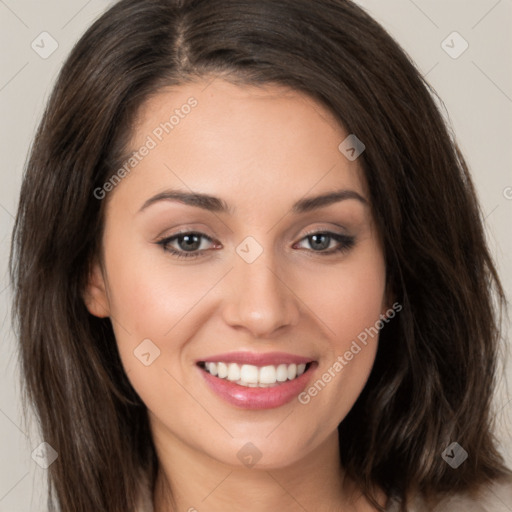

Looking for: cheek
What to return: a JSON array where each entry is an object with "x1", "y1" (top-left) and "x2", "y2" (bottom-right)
[
  {"x1": 102, "y1": 234, "x2": 222, "y2": 336},
  {"x1": 297, "y1": 245, "x2": 386, "y2": 349},
  {"x1": 100, "y1": 235, "x2": 239, "y2": 415},
  {"x1": 294, "y1": 245, "x2": 386, "y2": 418}
]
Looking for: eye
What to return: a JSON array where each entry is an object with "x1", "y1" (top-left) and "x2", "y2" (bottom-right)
[
  {"x1": 156, "y1": 231, "x2": 219, "y2": 259},
  {"x1": 156, "y1": 230, "x2": 355, "y2": 260},
  {"x1": 293, "y1": 231, "x2": 355, "y2": 255}
]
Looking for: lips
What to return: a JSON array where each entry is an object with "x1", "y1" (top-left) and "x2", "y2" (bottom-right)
[
  {"x1": 196, "y1": 351, "x2": 313, "y2": 366},
  {"x1": 196, "y1": 351, "x2": 318, "y2": 409}
]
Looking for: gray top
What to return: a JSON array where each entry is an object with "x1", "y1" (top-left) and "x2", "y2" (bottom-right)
[{"x1": 137, "y1": 476, "x2": 512, "y2": 511}]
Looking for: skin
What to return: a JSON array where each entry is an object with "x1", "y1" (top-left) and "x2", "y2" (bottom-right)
[{"x1": 84, "y1": 77, "x2": 390, "y2": 511}]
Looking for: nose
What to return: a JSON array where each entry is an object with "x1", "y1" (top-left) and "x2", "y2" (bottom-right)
[{"x1": 221, "y1": 253, "x2": 301, "y2": 338}]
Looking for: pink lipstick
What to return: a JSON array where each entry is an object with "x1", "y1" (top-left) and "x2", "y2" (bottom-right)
[{"x1": 196, "y1": 351, "x2": 317, "y2": 409}]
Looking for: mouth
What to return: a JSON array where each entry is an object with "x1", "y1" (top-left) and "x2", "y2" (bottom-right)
[
  {"x1": 196, "y1": 355, "x2": 318, "y2": 410},
  {"x1": 197, "y1": 361, "x2": 313, "y2": 387}
]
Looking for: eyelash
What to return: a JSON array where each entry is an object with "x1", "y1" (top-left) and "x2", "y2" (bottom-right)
[{"x1": 155, "y1": 230, "x2": 355, "y2": 260}]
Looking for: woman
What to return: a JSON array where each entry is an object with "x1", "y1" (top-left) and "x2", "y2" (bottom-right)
[{"x1": 9, "y1": 0, "x2": 512, "y2": 511}]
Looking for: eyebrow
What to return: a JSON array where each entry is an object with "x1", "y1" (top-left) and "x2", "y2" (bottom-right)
[{"x1": 138, "y1": 188, "x2": 367, "y2": 214}]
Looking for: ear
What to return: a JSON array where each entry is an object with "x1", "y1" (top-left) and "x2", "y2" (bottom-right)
[{"x1": 82, "y1": 260, "x2": 110, "y2": 318}]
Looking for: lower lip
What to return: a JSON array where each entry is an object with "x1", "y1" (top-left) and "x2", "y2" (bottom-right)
[{"x1": 198, "y1": 363, "x2": 317, "y2": 410}]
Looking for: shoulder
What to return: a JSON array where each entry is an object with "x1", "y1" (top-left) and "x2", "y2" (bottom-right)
[{"x1": 387, "y1": 477, "x2": 512, "y2": 512}]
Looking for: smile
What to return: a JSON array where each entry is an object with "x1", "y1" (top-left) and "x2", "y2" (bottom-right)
[
  {"x1": 199, "y1": 361, "x2": 310, "y2": 387},
  {"x1": 196, "y1": 353, "x2": 317, "y2": 409}
]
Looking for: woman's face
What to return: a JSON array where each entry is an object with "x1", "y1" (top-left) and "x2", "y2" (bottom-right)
[{"x1": 85, "y1": 77, "x2": 388, "y2": 469}]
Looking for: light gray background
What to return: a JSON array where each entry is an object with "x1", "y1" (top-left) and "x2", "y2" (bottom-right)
[{"x1": 1, "y1": 1, "x2": 511, "y2": 510}]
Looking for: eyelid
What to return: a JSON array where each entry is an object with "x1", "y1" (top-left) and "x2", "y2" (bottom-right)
[
  {"x1": 293, "y1": 230, "x2": 355, "y2": 253},
  {"x1": 155, "y1": 230, "x2": 220, "y2": 260},
  {"x1": 155, "y1": 227, "x2": 355, "y2": 260},
  {"x1": 300, "y1": 226, "x2": 347, "y2": 238},
  {"x1": 156, "y1": 230, "x2": 218, "y2": 247}
]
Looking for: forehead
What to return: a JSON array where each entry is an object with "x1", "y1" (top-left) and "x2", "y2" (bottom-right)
[
  {"x1": 133, "y1": 76, "x2": 343, "y2": 136},
  {"x1": 113, "y1": 77, "x2": 367, "y2": 212}
]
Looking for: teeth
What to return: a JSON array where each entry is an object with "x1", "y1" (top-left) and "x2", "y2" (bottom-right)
[
  {"x1": 259, "y1": 365, "x2": 277, "y2": 384},
  {"x1": 217, "y1": 362, "x2": 228, "y2": 378},
  {"x1": 205, "y1": 362, "x2": 218, "y2": 376},
  {"x1": 227, "y1": 363, "x2": 240, "y2": 381},
  {"x1": 202, "y1": 361, "x2": 310, "y2": 387},
  {"x1": 240, "y1": 364, "x2": 259, "y2": 384},
  {"x1": 276, "y1": 364, "x2": 288, "y2": 382}
]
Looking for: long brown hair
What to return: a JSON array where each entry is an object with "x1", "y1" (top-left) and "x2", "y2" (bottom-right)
[{"x1": 9, "y1": 0, "x2": 510, "y2": 510}]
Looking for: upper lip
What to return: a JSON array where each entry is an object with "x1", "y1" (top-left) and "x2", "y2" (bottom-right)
[{"x1": 197, "y1": 351, "x2": 315, "y2": 366}]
